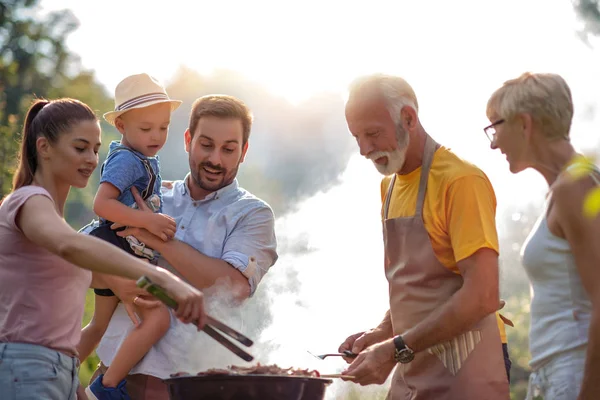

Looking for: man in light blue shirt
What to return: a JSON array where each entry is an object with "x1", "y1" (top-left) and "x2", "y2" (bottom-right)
[
  {"x1": 91, "y1": 94, "x2": 278, "y2": 399},
  {"x1": 157, "y1": 176, "x2": 275, "y2": 295}
]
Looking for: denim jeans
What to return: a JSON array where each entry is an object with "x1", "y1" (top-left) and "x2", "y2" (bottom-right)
[
  {"x1": 0, "y1": 342, "x2": 80, "y2": 399},
  {"x1": 526, "y1": 346, "x2": 586, "y2": 400}
]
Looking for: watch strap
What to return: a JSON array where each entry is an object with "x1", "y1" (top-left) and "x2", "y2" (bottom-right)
[{"x1": 393, "y1": 335, "x2": 407, "y2": 351}]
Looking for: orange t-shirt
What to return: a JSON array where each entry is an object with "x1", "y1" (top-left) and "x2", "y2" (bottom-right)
[{"x1": 380, "y1": 146, "x2": 507, "y2": 342}]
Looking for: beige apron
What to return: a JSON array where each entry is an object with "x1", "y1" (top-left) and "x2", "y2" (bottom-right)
[{"x1": 383, "y1": 136, "x2": 509, "y2": 400}]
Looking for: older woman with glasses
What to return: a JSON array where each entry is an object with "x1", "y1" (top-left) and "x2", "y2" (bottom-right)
[{"x1": 485, "y1": 72, "x2": 600, "y2": 400}]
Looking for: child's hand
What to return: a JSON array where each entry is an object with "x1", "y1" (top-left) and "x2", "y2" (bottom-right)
[
  {"x1": 110, "y1": 222, "x2": 125, "y2": 230},
  {"x1": 143, "y1": 213, "x2": 177, "y2": 241}
]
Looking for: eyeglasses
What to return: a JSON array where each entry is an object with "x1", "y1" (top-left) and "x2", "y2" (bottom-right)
[{"x1": 483, "y1": 119, "x2": 504, "y2": 142}]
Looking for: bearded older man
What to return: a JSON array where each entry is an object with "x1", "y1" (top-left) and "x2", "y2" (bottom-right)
[{"x1": 337, "y1": 74, "x2": 510, "y2": 399}]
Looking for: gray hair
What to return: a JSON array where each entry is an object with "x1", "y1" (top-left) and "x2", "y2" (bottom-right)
[
  {"x1": 486, "y1": 72, "x2": 573, "y2": 140},
  {"x1": 348, "y1": 73, "x2": 419, "y2": 125}
]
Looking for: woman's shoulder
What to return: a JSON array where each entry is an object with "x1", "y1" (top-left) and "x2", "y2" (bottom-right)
[
  {"x1": 2, "y1": 186, "x2": 52, "y2": 208},
  {"x1": 0, "y1": 186, "x2": 53, "y2": 231},
  {"x1": 553, "y1": 159, "x2": 600, "y2": 219}
]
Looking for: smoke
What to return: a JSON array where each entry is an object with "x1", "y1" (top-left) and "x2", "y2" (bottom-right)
[
  {"x1": 161, "y1": 67, "x2": 356, "y2": 217},
  {"x1": 152, "y1": 71, "x2": 363, "y2": 397},
  {"x1": 173, "y1": 280, "x2": 279, "y2": 374},
  {"x1": 174, "y1": 154, "x2": 392, "y2": 399},
  {"x1": 148, "y1": 67, "x2": 378, "y2": 399},
  {"x1": 148, "y1": 67, "x2": 548, "y2": 398}
]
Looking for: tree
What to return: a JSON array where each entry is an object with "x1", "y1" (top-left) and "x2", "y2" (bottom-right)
[
  {"x1": 0, "y1": 1, "x2": 117, "y2": 225},
  {"x1": 0, "y1": 0, "x2": 90, "y2": 196}
]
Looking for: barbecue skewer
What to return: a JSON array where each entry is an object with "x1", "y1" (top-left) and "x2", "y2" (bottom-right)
[{"x1": 320, "y1": 374, "x2": 356, "y2": 379}]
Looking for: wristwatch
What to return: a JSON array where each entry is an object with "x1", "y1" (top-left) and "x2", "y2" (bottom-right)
[{"x1": 393, "y1": 335, "x2": 415, "y2": 364}]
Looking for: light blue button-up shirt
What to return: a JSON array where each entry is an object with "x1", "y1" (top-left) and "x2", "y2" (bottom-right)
[
  {"x1": 160, "y1": 175, "x2": 278, "y2": 294},
  {"x1": 96, "y1": 175, "x2": 278, "y2": 378}
]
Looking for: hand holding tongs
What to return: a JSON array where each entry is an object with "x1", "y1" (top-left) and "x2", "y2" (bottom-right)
[{"x1": 136, "y1": 276, "x2": 255, "y2": 362}]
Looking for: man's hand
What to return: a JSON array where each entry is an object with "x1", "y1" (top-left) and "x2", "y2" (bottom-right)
[
  {"x1": 342, "y1": 338, "x2": 396, "y2": 385},
  {"x1": 115, "y1": 226, "x2": 162, "y2": 251},
  {"x1": 338, "y1": 328, "x2": 392, "y2": 364},
  {"x1": 339, "y1": 332, "x2": 364, "y2": 363}
]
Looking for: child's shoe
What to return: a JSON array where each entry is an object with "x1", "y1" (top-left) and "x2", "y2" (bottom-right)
[{"x1": 85, "y1": 374, "x2": 131, "y2": 400}]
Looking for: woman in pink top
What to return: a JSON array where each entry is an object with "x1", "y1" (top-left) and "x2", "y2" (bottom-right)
[{"x1": 0, "y1": 98, "x2": 207, "y2": 399}]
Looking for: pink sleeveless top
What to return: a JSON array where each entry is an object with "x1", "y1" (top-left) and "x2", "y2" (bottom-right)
[{"x1": 0, "y1": 186, "x2": 91, "y2": 357}]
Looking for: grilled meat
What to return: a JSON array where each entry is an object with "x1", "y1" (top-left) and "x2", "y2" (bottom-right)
[{"x1": 171, "y1": 364, "x2": 321, "y2": 378}]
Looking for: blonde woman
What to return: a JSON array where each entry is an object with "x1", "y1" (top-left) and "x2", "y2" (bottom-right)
[{"x1": 485, "y1": 72, "x2": 600, "y2": 399}]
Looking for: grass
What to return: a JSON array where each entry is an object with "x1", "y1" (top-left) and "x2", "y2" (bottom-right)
[{"x1": 79, "y1": 290, "x2": 99, "y2": 386}]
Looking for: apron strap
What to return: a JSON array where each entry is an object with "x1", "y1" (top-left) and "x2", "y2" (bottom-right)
[
  {"x1": 382, "y1": 135, "x2": 439, "y2": 219},
  {"x1": 415, "y1": 135, "x2": 438, "y2": 216},
  {"x1": 383, "y1": 174, "x2": 396, "y2": 220}
]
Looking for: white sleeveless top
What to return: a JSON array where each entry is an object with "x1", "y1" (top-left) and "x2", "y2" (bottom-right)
[{"x1": 521, "y1": 164, "x2": 599, "y2": 369}]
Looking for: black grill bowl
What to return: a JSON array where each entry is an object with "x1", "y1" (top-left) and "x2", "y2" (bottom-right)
[{"x1": 164, "y1": 374, "x2": 333, "y2": 400}]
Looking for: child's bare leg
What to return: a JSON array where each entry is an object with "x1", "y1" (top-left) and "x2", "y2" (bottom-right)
[
  {"x1": 101, "y1": 302, "x2": 171, "y2": 387},
  {"x1": 79, "y1": 295, "x2": 119, "y2": 362}
]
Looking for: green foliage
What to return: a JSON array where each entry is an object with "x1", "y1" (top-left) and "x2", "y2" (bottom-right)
[
  {"x1": 0, "y1": 112, "x2": 19, "y2": 195},
  {"x1": 0, "y1": 0, "x2": 79, "y2": 119},
  {"x1": 1, "y1": 0, "x2": 78, "y2": 196},
  {"x1": 80, "y1": 291, "x2": 99, "y2": 386},
  {"x1": 504, "y1": 293, "x2": 532, "y2": 399},
  {"x1": 0, "y1": 0, "x2": 115, "y2": 201}
]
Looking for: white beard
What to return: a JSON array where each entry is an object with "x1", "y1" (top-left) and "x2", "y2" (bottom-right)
[
  {"x1": 368, "y1": 148, "x2": 408, "y2": 175},
  {"x1": 367, "y1": 130, "x2": 410, "y2": 176}
]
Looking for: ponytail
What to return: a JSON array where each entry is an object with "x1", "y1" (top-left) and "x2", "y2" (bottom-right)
[
  {"x1": 12, "y1": 99, "x2": 50, "y2": 191},
  {"x1": 10, "y1": 98, "x2": 97, "y2": 192}
]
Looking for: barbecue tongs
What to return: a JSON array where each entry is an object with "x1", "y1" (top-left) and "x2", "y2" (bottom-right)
[{"x1": 136, "y1": 276, "x2": 255, "y2": 362}]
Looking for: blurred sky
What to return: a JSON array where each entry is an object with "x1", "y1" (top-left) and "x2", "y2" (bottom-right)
[
  {"x1": 42, "y1": 0, "x2": 600, "y2": 207},
  {"x1": 39, "y1": 1, "x2": 600, "y2": 395}
]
